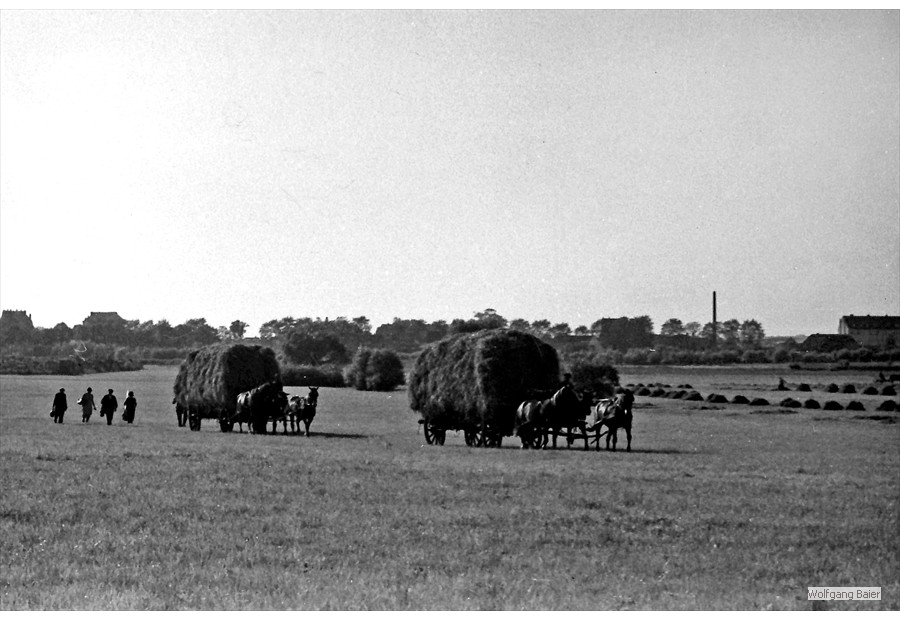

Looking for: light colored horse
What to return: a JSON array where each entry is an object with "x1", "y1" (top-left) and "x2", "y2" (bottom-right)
[
  {"x1": 287, "y1": 387, "x2": 319, "y2": 436},
  {"x1": 588, "y1": 390, "x2": 635, "y2": 451}
]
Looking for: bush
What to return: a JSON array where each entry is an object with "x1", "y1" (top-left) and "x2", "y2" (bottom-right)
[
  {"x1": 282, "y1": 364, "x2": 345, "y2": 388},
  {"x1": 345, "y1": 347, "x2": 405, "y2": 391},
  {"x1": 771, "y1": 348, "x2": 791, "y2": 364},
  {"x1": 741, "y1": 349, "x2": 769, "y2": 364},
  {"x1": 570, "y1": 361, "x2": 619, "y2": 398}
]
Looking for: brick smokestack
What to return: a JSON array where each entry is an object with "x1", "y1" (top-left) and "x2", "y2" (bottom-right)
[{"x1": 712, "y1": 291, "x2": 717, "y2": 347}]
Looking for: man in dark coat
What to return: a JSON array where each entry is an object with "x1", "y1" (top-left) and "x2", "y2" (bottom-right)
[
  {"x1": 99, "y1": 389, "x2": 118, "y2": 426},
  {"x1": 51, "y1": 388, "x2": 67, "y2": 423}
]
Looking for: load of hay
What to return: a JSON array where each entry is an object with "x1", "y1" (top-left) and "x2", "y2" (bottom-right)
[
  {"x1": 408, "y1": 329, "x2": 560, "y2": 437},
  {"x1": 173, "y1": 343, "x2": 281, "y2": 419}
]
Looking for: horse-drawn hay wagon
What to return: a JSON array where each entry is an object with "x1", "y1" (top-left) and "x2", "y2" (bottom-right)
[
  {"x1": 408, "y1": 329, "x2": 560, "y2": 447},
  {"x1": 173, "y1": 343, "x2": 282, "y2": 432}
]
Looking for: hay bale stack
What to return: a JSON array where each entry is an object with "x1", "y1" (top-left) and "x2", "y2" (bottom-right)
[
  {"x1": 826, "y1": 383, "x2": 839, "y2": 393},
  {"x1": 803, "y1": 398, "x2": 821, "y2": 409},
  {"x1": 876, "y1": 400, "x2": 897, "y2": 412},
  {"x1": 650, "y1": 388, "x2": 667, "y2": 397},
  {"x1": 845, "y1": 400, "x2": 865, "y2": 411},
  {"x1": 862, "y1": 385, "x2": 879, "y2": 395},
  {"x1": 881, "y1": 385, "x2": 897, "y2": 396},
  {"x1": 841, "y1": 383, "x2": 857, "y2": 394},
  {"x1": 173, "y1": 343, "x2": 281, "y2": 418},
  {"x1": 823, "y1": 400, "x2": 843, "y2": 410},
  {"x1": 636, "y1": 387, "x2": 653, "y2": 396},
  {"x1": 780, "y1": 397, "x2": 802, "y2": 408},
  {"x1": 731, "y1": 395, "x2": 750, "y2": 405},
  {"x1": 706, "y1": 393, "x2": 728, "y2": 404},
  {"x1": 749, "y1": 397, "x2": 770, "y2": 406},
  {"x1": 682, "y1": 391, "x2": 704, "y2": 401},
  {"x1": 797, "y1": 383, "x2": 812, "y2": 392},
  {"x1": 408, "y1": 329, "x2": 559, "y2": 436}
]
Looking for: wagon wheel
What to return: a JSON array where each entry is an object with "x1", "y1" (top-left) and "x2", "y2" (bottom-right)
[
  {"x1": 422, "y1": 421, "x2": 437, "y2": 445},
  {"x1": 464, "y1": 428, "x2": 483, "y2": 447}
]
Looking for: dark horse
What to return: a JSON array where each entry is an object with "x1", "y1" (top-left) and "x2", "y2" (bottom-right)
[
  {"x1": 286, "y1": 386, "x2": 319, "y2": 436},
  {"x1": 515, "y1": 385, "x2": 592, "y2": 450},
  {"x1": 235, "y1": 381, "x2": 288, "y2": 435},
  {"x1": 588, "y1": 389, "x2": 635, "y2": 451}
]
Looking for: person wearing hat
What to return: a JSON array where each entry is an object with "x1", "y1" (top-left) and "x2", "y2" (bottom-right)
[
  {"x1": 78, "y1": 387, "x2": 97, "y2": 423},
  {"x1": 99, "y1": 389, "x2": 118, "y2": 426},
  {"x1": 122, "y1": 391, "x2": 137, "y2": 424},
  {"x1": 51, "y1": 388, "x2": 67, "y2": 424}
]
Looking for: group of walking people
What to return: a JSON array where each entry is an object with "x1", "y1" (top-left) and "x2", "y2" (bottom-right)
[{"x1": 50, "y1": 387, "x2": 137, "y2": 425}]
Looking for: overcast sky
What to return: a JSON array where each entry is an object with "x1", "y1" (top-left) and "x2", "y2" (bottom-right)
[{"x1": 1, "y1": 10, "x2": 898, "y2": 337}]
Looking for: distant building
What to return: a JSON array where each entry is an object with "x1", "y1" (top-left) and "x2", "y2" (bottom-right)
[
  {"x1": 81, "y1": 312, "x2": 127, "y2": 327},
  {"x1": 838, "y1": 315, "x2": 900, "y2": 349},
  {"x1": 800, "y1": 333, "x2": 859, "y2": 353},
  {"x1": 0, "y1": 310, "x2": 35, "y2": 343}
]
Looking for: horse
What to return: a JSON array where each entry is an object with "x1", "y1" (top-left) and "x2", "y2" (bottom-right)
[
  {"x1": 235, "y1": 381, "x2": 288, "y2": 434},
  {"x1": 286, "y1": 387, "x2": 319, "y2": 436},
  {"x1": 588, "y1": 389, "x2": 635, "y2": 451},
  {"x1": 514, "y1": 400, "x2": 547, "y2": 449},
  {"x1": 515, "y1": 385, "x2": 592, "y2": 450},
  {"x1": 172, "y1": 398, "x2": 188, "y2": 427}
]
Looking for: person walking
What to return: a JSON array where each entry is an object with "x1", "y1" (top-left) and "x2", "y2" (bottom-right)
[
  {"x1": 122, "y1": 391, "x2": 137, "y2": 424},
  {"x1": 99, "y1": 389, "x2": 118, "y2": 426},
  {"x1": 78, "y1": 387, "x2": 97, "y2": 423},
  {"x1": 51, "y1": 388, "x2": 67, "y2": 423}
]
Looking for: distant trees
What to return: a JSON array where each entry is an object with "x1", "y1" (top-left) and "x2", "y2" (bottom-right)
[
  {"x1": 282, "y1": 331, "x2": 349, "y2": 366},
  {"x1": 592, "y1": 316, "x2": 654, "y2": 351}
]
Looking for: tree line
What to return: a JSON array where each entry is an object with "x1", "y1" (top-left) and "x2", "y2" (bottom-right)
[{"x1": 1, "y1": 308, "x2": 768, "y2": 355}]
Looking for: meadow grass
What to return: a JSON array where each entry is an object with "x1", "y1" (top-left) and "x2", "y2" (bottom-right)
[{"x1": 1, "y1": 365, "x2": 897, "y2": 609}]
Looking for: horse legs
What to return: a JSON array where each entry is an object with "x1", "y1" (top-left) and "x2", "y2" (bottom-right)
[
  {"x1": 303, "y1": 419, "x2": 311, "y2": 437},
  {"x1": 624, "y1": 423, "x2": 632, "y2": 452}
]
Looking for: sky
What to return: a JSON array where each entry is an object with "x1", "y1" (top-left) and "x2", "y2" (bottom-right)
[{"x1": 1, "y1": 10, "x2": 898, "y2": 338}]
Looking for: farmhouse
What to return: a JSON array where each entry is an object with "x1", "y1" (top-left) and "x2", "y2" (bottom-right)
[
  {"x1": 0, "y1": 309, "x2": 35, "y2": 343},
  {"x1": 838, "y1": 315, "x2": 900, "y2": 349}
]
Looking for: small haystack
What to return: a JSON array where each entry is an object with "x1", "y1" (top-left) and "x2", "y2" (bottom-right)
[
  {"x1": 876, "y1": 400, "x2": 898, "y2": 412},
  {"x1": 749, "y1": 397, "x2": 770, "y2": 406},
  {"x1": 803, "y1": 399, "x2": 821, "y2": 409},
  {"x1": 845, "y1": 400, "x2": 866, "y2": 411},
  {"x1": 173, "y1": 343, "x2": 281, "y2": 419},
  {"x1": 823, "y1": 400, "x2": 843, "y2": 410},
  {"x1": 780, "y1": 397, "x2": 802, "y2": 408},
  {"x1": 731, "y1": 395, "x2": 750, "y2": 405},
  {"x1": 408, "y1": 329, "x2": 560, "y2": 437}
]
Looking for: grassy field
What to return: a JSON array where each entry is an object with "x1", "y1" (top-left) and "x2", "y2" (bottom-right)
[{"x1": 1, "y1": 364, "x2": 897, "y2": 610}]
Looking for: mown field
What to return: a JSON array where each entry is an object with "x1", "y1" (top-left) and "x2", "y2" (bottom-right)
[{"x1": 1, "y1": 364, "x2": 897, "y2": 610}]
